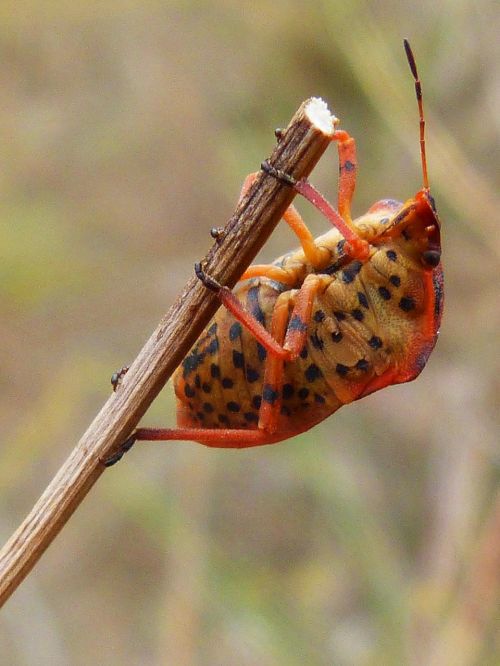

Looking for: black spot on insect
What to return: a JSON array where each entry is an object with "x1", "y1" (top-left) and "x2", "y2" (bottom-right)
[
  {"x1": 402, "y1": 228, "x2": 411, "y2": 241},
  {"x1": 342, "y1": 260, "x2": 363, "y2": 283},
  {"x1": 218, "y1": 414, "x2": 229, "y2": 424},
  {"x1": 194, "y1": 374, "x2": 201, "y2": 389},
  {"x1": 203, "y1": 402, "x2": 214, "y2": 413},
  {"x1": 314, "y1": 310, "x2": 325, "y2": 323},
  {"x1": 202, "y1": 382, "x2": 211, "y2": 393},
  {"x1": 356, "y1": 359, "x2": 369, "y2": 371},
  {"x1": 428, "y1": 193, "x2": 437, "y2": 212},
  {"x1": 368, "y1": 335, "x2": 382, "y2": 349},
  {"x1": 184, "y1": 384, "x2": 195, "y2": 398},
  {"x1": 289, "y1": 315, "x2": 307, "y2": 332},
  {"x1": 298, "y1": 387, "x2": 309, "y2": 400},
  {"x1": 283, "y1": 383, "x2": 294, "y2": 400},
  {"x1": 262, "y1": 385, "x2": 279, "y2": 404},
  {"x1": 229, "y1": 322, "x2": 242, "y2": 341},
  {"x1": 336, "y1": 363, "x2": 349, "y2": 377},
  {"x1": 389, "y1": 275, "x2": 401, "y2": 287},
  {"x1": 310, "y1": 332, "x2": 324, "y2": 350},
  {"x1": 280, "y1": 405, "x2": 291, "y2": 416},
  {"x1": 299, "y1": 346, "x2": 308, "y2": 359},
  {"x1": 352, "y1": 308, "x2": 364, "y2": 321},
  {"x1": 247, "y1": 286, "x2": 265, "y2": 325},
  {"x1": 399, "y1": 296, "x2": 416, "y2": 312},
  {"x1": 246, "y1": 366, "x2": 260, "y2": 383},
  {"x1": 222, "y1": 377, "x2": 234, "y2": 389},
  {"x1": 342, "y1": 268, "x2": 356, "y2": 284},
  {"x1": 386, "y1": 250, "x2": 397, "y2": 262},
  {"x1": 244, "y1": 411, "x2": 258, "y2": 423},
  {"x1": 182, "y1": 351, "x2": 204, "y2": 378},
  {"x1": 196, "y1": 411, "x2": 205, "y2": 421},
  {"x1": 342, "y1": 160, "x2": 355, "y2": 172},
  {"x1": 334, "y1": 310, "x2": 346, "y2": 321},
  {"x1": 337, "y1": 239, "x2": 346, "y2": 254},
  {"x1": 232, "y1": 350, "x2": 244, "y2": 369},
  {"x1": 252, "y1": 395, "x2": 262, "y2": 410},
  {"x1": 207, "y1": 322, "x2": 218, "y2": 336},
  {"x1": 227, "y1": 401, "x2": 241, "y2": 413},
  {"x1": 256, "y1": 342, "x2": 267, "y2": 362},
  {"x1": 358, "y1": 292, "x2": 369, "y2": 309},
  {"x1": 206, "y1": 338, "x2": 219, "y2": 355},
  {"x1": 378, "y1": 286, "x2": 391, "y2": 300},
  {"x1": 305, "y1": 363, "x2": 322, "y2": 382},
  {"x1": 210, "y1": 363, "x2": 220, "y2": 379},
  {"x1": 331, "y1": 331, "x2": 343, "y2": 343},
  {"x1": 314, "y1": 393, "x2": 326, "y2": 404}
]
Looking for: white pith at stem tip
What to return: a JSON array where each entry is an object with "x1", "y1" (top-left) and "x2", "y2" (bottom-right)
[{"x1": 305, "y1": 97, "x2": 338, "y2": 136}]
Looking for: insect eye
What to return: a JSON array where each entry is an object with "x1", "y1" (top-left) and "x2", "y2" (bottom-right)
[{"x1": 422, "y1": 249, "x2": 441, "y2": 267}]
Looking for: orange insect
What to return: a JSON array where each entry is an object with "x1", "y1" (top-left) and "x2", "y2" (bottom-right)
[{"x1": 106, "y1": 41, "x2": 443, "y2": 464}]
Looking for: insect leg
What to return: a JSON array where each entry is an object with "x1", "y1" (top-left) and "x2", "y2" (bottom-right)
[
  {"x1": 236, "y1": 171, "x2": 330, "y2": 270},
  {"x1": 283, "y1": 274, "x2": 330, "y2": 359},
  {"x1": 261, "y1": 160, "x2": 370, "y2": 262},
  {"x1": 258, "y1": 291, "x2": 293, "y2": 433},
  {"x1": 102, "y1": 427, "x2": 285, "y2": 463},
  {"x1": 332, "y1": 129, "x2": 357, "y2": 226},
  {"x1": 258, "y1": 274, "x2": 331, "y2": 432},
  {"x1": 195, "y1": 263, "x2": 291, "y2": 360}
]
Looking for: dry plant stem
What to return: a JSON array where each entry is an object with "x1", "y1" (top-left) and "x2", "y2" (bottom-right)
[{"x1": 0, "y1": 98, "x2": 335, "y2": 607}]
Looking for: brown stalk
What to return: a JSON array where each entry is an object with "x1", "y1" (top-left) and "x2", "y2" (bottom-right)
[{"x1": 0, "y1": 98, "x2": 335, "y2": 606}]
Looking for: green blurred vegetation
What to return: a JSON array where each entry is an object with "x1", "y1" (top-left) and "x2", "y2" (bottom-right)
[{"x1": 1, "y1": 1, "x2": 498, "y2": 665}]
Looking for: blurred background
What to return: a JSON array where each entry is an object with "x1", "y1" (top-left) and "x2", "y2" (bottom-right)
[{"x1": 0, "y1": 1, "x2": 498, "y2": 664}]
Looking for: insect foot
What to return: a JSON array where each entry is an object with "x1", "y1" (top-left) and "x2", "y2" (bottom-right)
[
  {"x1": 194, "y1": 262, "x2": 222, "y2": 293},
  {"x1": 261, "y1": 160, "x2": 297, "y2": 186},
  {"x1": 102, "y1": 433, "x2": 137, "y2": 467}
]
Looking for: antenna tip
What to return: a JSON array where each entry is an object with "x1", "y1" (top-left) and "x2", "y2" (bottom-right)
[{"x1": 403, "y1": 39, "x2": 418, "y2": 80}]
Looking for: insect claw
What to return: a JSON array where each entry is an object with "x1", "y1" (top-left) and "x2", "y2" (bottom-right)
[
  {"x1": 261, "y1": 160, "x2": 297, "y2": 187},
  {"x1": 102, "y1": 432, "x2": 137, "y2": 467},
  {"x1": 194, "y1": 262, "x2": 222, "y2": 293}
]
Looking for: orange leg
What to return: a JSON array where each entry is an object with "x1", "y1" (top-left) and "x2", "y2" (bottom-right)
[
  {"x1": 258, "y1": 292, "x2": 292, "y2": 433},
  {"x1": 238, "y1": 172, "x2": 330, "y2": 271},
  {"x1": 239, "y1": 264, "x2": 298, "y2": 286},
  {"x1": 283, "y1": 274, "x2": 326, "y2": 360},
  {"x1": 134, "y1": 427, "x2": 280, "y2": 448},
  {"x1": 261, "y1": 158, "x2": 370, "y2": 262},
  {"x1": 253, "y1": 273, "x2": 330, "y2": 433},
  {"x1": 332, "y1": 129, "x2": 357, "y2": 225}
]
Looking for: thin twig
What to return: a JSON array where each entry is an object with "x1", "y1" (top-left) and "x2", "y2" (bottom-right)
[{"x1": 0, "y1": 98, "x2": 336, "y2": 606}]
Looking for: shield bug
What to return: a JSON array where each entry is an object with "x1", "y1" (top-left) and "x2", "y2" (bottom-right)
[{"x1": 105, "y1": 40, "x2": 442, "y2": 464}]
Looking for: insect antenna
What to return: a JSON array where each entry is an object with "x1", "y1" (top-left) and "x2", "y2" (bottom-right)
[{"x1": 404, "y1": 39, "x2": 430, "y2": 192}]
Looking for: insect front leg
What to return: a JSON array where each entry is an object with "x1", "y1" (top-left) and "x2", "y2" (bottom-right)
[
  {"x1": 262, "y1": 160, "x2": 371, "y2": 263},
  {"x1": 332, "y1": 129, "x2": 357, "y2": 226}
]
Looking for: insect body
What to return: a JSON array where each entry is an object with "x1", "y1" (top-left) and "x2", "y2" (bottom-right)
[{"x1": 109, "y1": 41, "x2": 443, "y2": 461}]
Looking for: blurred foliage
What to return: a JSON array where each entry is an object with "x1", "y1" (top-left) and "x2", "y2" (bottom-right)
[{"x1": 0, "y1": 1, "x2": 499, "y2": 665}]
